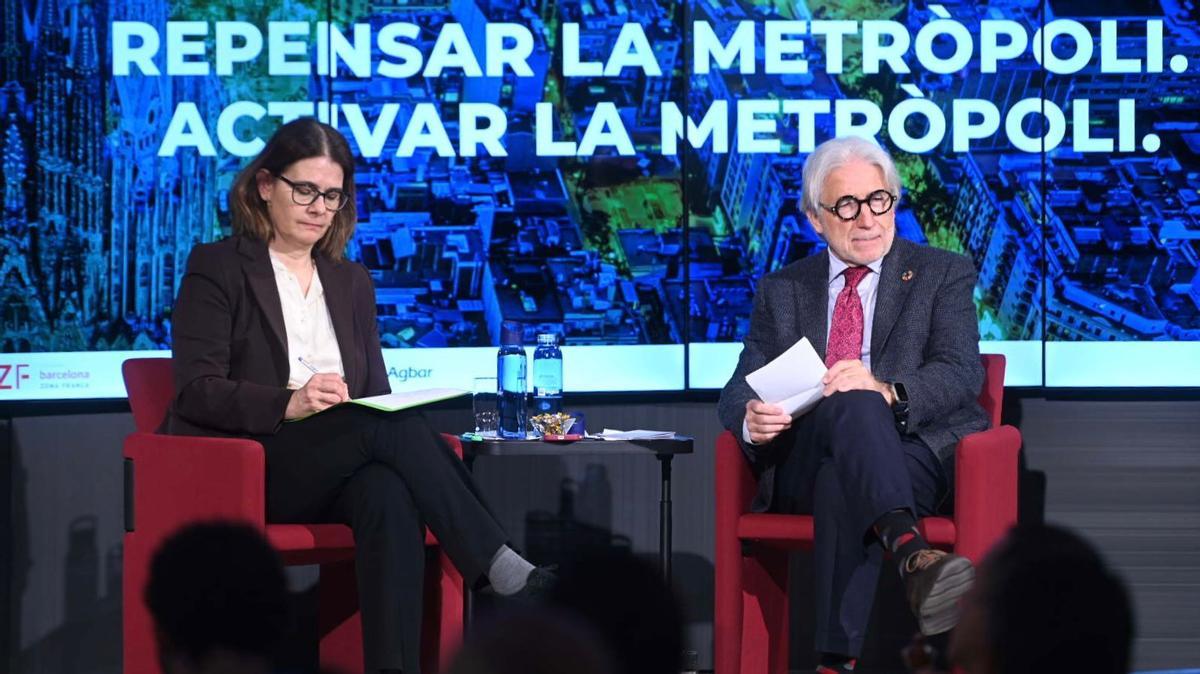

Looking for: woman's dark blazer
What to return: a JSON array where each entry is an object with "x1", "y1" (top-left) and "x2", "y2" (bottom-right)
[{"x1": 161, "y1": 235, "x2": 390, "y2": 437}]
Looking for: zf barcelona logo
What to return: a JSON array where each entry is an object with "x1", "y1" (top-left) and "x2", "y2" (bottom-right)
[{"x1": 0, "y1": 363, "x2": 30, "y2": 389}]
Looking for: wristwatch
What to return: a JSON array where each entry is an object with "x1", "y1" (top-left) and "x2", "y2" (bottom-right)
[{"x1": 889, "y1": 381, "x2": 910, "y2": 432}]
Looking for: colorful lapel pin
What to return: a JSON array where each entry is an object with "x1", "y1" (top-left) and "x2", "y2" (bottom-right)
[{"x1": 901, "y1": 270, "x2": 914, "y2": 282}]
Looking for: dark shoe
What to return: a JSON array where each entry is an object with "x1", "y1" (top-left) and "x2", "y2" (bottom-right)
[
  {"x1": 904, "y1": 549, "x2": 974, "y2": 635},
  {"x1": 511, "y1": 566, "x2": 557, "y2": 601}
]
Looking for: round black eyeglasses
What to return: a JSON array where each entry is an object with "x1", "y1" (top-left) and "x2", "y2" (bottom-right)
[
  {"x1": 275, "y1": 173, "x2": 350, "y2": 211},
  {"x1": 818, "y1": 189, "x2": 896, "y2": 221}
]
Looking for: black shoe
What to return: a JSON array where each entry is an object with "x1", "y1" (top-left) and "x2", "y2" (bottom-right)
[
  {"x1": 904, "y1": 550, "x2": 975, "y2": 635},
  {"x1": 511, "y1": 566, "x2": 557, "y2": 601}
]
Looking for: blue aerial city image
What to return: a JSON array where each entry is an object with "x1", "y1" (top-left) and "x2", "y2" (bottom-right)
[
  {"x1": 4, "y1": 4, "x2": 1200, "y2": 674},
  {"x1": 1, "y1": 0, "x2": 1198, "y2": 395}
]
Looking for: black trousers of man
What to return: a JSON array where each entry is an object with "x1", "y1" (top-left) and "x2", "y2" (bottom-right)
[
  {"x1": 773, "y1": 390, "x2": 947, "y2": 658},
  {"x1": 261, "y1": 406, "x2": 509, "y2": 674}
]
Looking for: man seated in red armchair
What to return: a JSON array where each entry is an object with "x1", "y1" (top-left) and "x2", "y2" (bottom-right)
[{"x1": 718, "y1": 136, "x2": 990, "y2": 673}]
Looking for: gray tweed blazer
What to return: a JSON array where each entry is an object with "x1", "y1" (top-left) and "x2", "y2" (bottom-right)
[{"x1": 717, "y1": 238, "x2": 990, "y2": 512}]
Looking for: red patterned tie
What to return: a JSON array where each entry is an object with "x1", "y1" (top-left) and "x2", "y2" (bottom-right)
[{"x1": 825, "y1": 266, "x2": 870, "y2": 368}]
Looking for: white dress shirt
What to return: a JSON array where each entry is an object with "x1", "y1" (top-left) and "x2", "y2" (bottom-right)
[
  {"x1": 269, "y1": 250, "x2": 345, "y2": 390},
  {"x1": 743, "y1": 251, "x2": 884, "y2": 444}
]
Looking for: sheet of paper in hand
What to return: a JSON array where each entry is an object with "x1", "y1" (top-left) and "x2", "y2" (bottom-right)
[{"x1": 744, "y1": 337, "x2": 829, "y2": 418}]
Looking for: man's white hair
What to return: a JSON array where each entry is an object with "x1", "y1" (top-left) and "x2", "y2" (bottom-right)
[{"x1": 800, "y1": 136, "x2": 902, "y2": 216}]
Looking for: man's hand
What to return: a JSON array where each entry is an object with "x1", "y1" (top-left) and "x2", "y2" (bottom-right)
[
  {"x1": 745, "y1": 399, "x2": 792, "y2": 444},
  {"x1": 285, "y1": 373, "x2": 350, "y2": 419},
  {"x1": 822, "y1": 359, "x2": 893, "y2": 404}
]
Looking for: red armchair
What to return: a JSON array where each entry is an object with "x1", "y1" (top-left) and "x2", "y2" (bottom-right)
[
  {"x1": 122, "y1": 358, "x2": 464, "y2": 674},
  {"x1": 714, "y1": 354, "x2": 1020, "y2": 674}
]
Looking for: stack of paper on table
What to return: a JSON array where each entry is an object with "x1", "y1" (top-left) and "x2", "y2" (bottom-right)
[
  {"x1": 744, "y1": 337, "x2": 828, "y2": 418},
  {"x1": 595, "y1": 429, "x2": 676, "y2": 440}
]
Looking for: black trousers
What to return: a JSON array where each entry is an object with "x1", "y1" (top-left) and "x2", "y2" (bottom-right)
[
  {"x1": 773, "y1": 390, "x2": 946, "y2": 657},
  {"x1": 261, "y1": 406, "x2": 509, "y2": 673}
]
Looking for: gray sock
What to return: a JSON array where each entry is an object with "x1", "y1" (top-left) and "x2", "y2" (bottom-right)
[{"x1": 486, "y1": 545, "x2": 535, "y2": 596}]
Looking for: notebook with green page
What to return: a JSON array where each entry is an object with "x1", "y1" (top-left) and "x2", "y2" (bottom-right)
[{"x1": 288, "y1": 388, "x2": 468, "y2": 421}]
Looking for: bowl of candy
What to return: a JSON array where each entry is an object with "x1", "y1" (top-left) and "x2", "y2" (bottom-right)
[{"x1": 529, "y1": 412, "x2": 579, "y2": 441}]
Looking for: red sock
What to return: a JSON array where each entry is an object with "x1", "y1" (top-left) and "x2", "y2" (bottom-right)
[{"x1": 874, "y1": 509, "x2": 930, "y2": 576}]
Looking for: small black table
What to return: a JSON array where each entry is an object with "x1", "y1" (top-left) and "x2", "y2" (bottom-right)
[{"x1": 460, "y1": 435, "x2": 694, "y2": 581}]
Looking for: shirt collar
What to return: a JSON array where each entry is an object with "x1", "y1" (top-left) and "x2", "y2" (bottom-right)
[
  {"x1": 827, "y1": 250, "x2": 883, "y2": 285},
  {"x1": 268, "y1": 250, "x2": 324, "y2": 298},
  {"x1": 268, "y1": 249, "x2": 295, "y2": 273}
]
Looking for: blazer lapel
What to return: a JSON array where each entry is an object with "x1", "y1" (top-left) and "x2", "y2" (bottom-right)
[
  {"x1": 797, "y1": 249, "x2": 830, "y2": 362},
  {"x1": 315, "y1": 255, "x2": 360, "y2": 394},
  {"x1": 239, "y1": 238, "x2": 289, "y2": 377},
  {"x1": 871, "y1": 239, "x2": 915, "y2": 359}
]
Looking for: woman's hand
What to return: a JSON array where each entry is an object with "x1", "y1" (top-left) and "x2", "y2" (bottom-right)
[{"x1": 285, "y1": 373, "x2": 349, "y2": 419}]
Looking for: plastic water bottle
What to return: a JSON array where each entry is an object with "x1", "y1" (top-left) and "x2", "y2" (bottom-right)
[
  {"x1": 497, "y1": 321, "x2": 527, "y2": 438},
  {"x1": 532, "y1": 333, "x2": 563, "y2": 415}
]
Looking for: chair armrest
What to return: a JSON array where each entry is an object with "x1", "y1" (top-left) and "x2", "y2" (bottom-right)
[
  {"x1": 953, "y1": 425, "x2": 1021, "y2": 563},
  {"x1": 716, "y1": 431, "x2": 757, "y2": 527},
  {"x1": 124, "y1": 432, "x2": 268, "y2": 535},
  {"x1": 441, "y1": 433, "x2": 464, "y2": 459}
]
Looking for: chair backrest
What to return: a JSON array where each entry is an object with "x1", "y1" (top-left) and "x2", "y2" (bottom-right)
[
  {"x1": 978, "y1": 354, "x2": 1005, "y2": 429},
  {"x1": 122, "y1": 358, "x2": 174, "y2": 433}
]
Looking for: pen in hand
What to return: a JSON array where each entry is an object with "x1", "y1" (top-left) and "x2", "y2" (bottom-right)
[
  {"x1": 298, "y1": 356, "x2": 347, "y2": 383},
  {"x1": 296, "y1": 357, "x2": 349, "y2": 402}
]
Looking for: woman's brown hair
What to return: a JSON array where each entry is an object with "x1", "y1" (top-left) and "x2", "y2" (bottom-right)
[{"x1": 228, "y1": 118, "x2": 357, "y2": 261}]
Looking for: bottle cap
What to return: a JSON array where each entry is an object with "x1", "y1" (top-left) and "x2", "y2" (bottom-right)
[{"x1": 501, "y1": 321, "x2": 524, "y2": 346}]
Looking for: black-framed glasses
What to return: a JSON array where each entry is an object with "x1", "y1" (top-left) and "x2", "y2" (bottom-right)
[
  {"x1": 274, "y1": 173, "x2": 350, "y2": 211},
  {"x1": 819, "y1": 189, "x2": 896, "y2": 221}
]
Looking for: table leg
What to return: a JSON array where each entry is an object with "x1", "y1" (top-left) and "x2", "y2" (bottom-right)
[{"x1": 658, "y1": 454, "x2": 673, "y2": 583}]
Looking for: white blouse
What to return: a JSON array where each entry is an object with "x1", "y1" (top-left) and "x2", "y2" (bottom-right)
[{"x1": 268, "y1": 251, "x2": 345, "y2": 389}]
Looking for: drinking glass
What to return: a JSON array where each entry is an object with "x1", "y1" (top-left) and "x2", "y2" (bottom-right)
[{"x1": 472, "y1": 376, "x2": 499, "y2": 434}]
